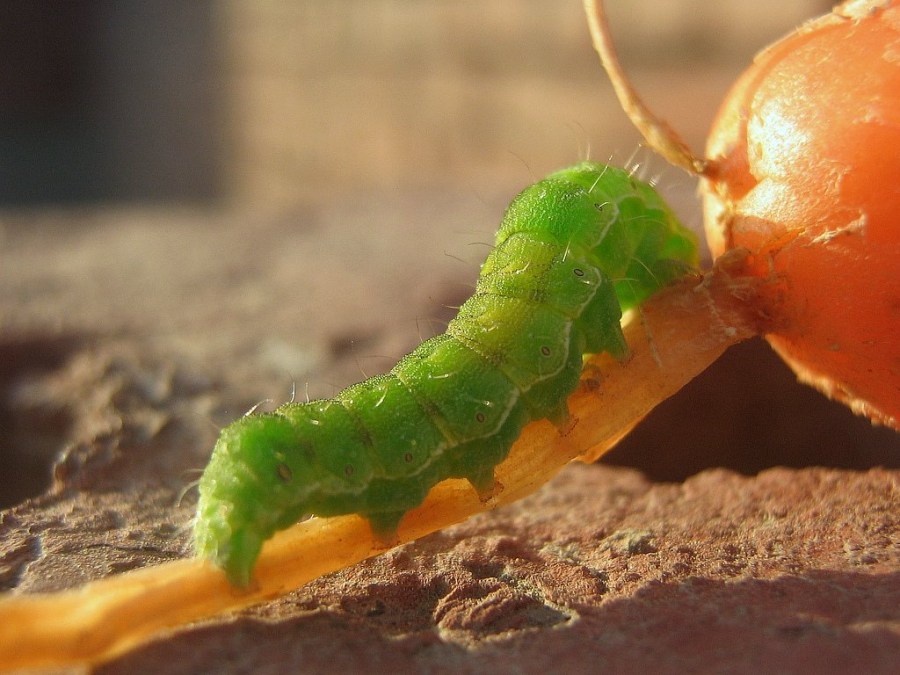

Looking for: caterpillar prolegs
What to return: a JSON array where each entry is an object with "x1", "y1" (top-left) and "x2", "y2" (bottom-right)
[{"x1": 194, "y1": 162, "x2": 698, "y2": 586}]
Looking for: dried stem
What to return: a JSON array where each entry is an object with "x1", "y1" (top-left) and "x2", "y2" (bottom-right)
[
  {"x1": 0, "y1": 256, "x2": 763, "y2": 671},
  {"x1": 582, "y1": 0, "x2": 710, "y2": 175}
]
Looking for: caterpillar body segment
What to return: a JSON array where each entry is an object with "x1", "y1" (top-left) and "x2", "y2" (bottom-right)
[{"x1": 194, "y1": 162, "x2": 698, "y2": 586}]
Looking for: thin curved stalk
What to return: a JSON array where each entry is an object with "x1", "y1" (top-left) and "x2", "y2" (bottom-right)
[{"x1": 582, "y1": 0, "x2": 710, "y2": 176}]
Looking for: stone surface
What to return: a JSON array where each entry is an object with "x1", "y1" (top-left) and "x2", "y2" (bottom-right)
[
  {"x1": 99, "y1": 465, "x2": 899, "y2": 674},
  {"x1": 1, "y1": 188, "x2": 897, "y2": 673}
]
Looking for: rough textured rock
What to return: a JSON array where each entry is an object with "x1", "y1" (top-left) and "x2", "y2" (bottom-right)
[
  {"x1": 90, "y1": 464, "x2": 899, "y2": 675},
  {"x1": 1, "y1": 191, "x2": 897, "y2": 673}
]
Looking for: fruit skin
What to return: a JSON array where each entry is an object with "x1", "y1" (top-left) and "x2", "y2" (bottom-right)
[{"x1": 702, "y1": 0, "x2": 900, "y2": 428}]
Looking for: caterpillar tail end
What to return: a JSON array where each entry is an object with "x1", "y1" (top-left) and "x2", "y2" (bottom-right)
[
  {"x1": 194, "y1": 508, "x2": 263, "y2": 589},
  {"x1": 193, "y1": 477, "x2": 264, "y2": 588}
]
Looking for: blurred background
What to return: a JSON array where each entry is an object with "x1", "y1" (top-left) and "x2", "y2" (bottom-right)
[
  {"x1": 2, "y1": 1, "x2": 897, "y2": 510},
  {"x1": 0, "y1": 0, "x2": 834, "y2": 209}
]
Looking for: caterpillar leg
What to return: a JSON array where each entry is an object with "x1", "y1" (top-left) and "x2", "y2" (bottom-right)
[
  {"x1": 554, "y1": 412, "x2": 577, "y2": 437},
  {"x1": 523, "y1": 395, "x2": 574, "y2": 436},
  {"x1": 366, "y1": 511, "x2": 405, "y2": 548},
  {"x1": 540, "y1": 398, "x2": 576, "y2": 435},
  {"x1": 467, "y1": 467, "x2": 503, "y2": 503}
]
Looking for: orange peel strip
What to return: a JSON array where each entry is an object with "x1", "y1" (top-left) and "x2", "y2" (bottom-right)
[{"x1": 0, "y1": 255, "x2": 763, "y2": 671}]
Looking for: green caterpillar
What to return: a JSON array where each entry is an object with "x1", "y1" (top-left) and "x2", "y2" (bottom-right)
[{"x1": 194, "y1": 161, "x2": 698, "y2": 586}]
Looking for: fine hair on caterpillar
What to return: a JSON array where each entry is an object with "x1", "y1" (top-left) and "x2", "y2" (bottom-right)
[{"x1": 194, "y1": 161, "x2": 699, "y2": 586}]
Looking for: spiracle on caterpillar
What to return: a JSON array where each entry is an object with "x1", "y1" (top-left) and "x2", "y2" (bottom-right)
[{"x1": 193, "y1": 161, "x2": 700, "y2": 586}]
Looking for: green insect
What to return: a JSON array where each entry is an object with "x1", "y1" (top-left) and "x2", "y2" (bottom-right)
[{"x1": 194, "y1": 161, "x2": 698, "y2": 586}]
